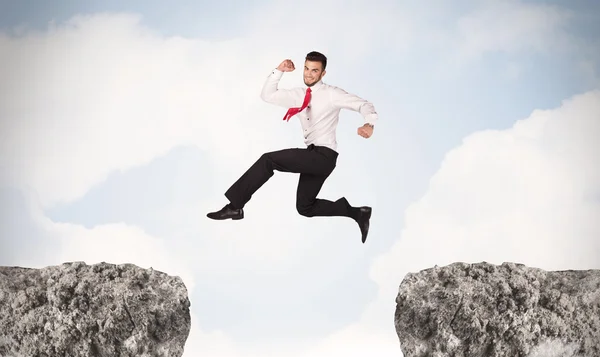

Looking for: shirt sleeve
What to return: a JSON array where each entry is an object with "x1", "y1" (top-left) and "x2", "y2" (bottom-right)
[
  {"x1": 260, "y1": 69, "x2": 297, "y2": 108},
  {"x1": 330, "y1": 87, "x2": 378, "y2": 125}
]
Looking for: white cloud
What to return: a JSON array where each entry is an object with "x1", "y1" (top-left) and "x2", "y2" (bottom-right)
[
  {"x1": 51, "y1": 222, "x2": 195, "y2": 287},
  {"x1": 295, "y1": 323, "x2": 400, "y2": 357},
  {"x1": 182, "y1": 319, "x2": 243, "y2": 357},
  {"x1": 15, "y1": 186, "x2": 197, "y2": 294},
  {"x1": 0, "y1": 12, "x2": 285, "y2": 209},
  {"x1": 347, "y1": 89, "x2": 598, "y2": 356}
]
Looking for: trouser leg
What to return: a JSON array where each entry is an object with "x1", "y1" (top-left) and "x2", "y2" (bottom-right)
[
  {"x1": 224, "y1": 146, "x2": 337, "y2": 209},
  {"x1": 295, "y1": 172, "x2": 353, "y2": 217}
]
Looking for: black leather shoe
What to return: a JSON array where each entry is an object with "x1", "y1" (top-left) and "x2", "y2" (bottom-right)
[
  {"x1": 356, "y1": 206, "x2": 371, "y2": 243},
  {"x1": 207, "y1": 203, "x2": 244, "y2": 220}
]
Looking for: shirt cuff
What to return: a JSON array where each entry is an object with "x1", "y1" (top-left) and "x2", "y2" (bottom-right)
[
  {"x1": 365, "y1": 114, "x2": 378, "y2": 125},
  {"x1": 270, "y1": 68, "x2": 284, "y2": 78}
]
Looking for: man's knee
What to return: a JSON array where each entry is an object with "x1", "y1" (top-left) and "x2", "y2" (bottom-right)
[
  {"x1": 296, "y1": 202, "x2": 314, "y2": 217},
  {"x1": 258, "y1": 152, "x2": 275, "y2": 171},
  {"x1": 259, "y1": 152, "x2": 271, "y2": 162}
]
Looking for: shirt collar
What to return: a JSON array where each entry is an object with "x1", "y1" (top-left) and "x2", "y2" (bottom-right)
[{"x1": 306, "y1": 80, "x2": 324, "y2": 92}]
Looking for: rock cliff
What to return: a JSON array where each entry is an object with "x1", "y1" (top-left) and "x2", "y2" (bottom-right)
[
  {"x1": 0, "y1": 261, "x2": 191, "y2": 357},
  {"x1": 395, "y1": 262, "x2": 600, "y2": 357}
]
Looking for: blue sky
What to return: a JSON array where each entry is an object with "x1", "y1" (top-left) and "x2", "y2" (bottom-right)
[{"x1": 1, "y1": 1, "x2": 599, "y2": 356}]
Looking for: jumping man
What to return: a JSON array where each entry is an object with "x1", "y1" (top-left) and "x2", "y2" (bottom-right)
[{"x1": 206, "y1": 51, "x2": 378, "y2": 243}]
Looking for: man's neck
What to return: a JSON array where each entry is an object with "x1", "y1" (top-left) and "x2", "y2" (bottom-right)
[{"x1": 307, "y1": 80, "x2": 324, "y2": 91}]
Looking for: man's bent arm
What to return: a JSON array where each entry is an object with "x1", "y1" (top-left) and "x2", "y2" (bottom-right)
[
  {"x1": 330, "y1": 87, "x2": 378, "y2": 126},
  {"x1": 260, "y1": 69, "x2": 296, "y2": 108}
]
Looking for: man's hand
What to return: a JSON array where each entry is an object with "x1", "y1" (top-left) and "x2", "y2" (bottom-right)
[
  {"x1": 357, "y1": 124, "x2": 374, "y2": 138},
  {"x1": 277, "y1": 59, "x2": 295, "y2": 72}
]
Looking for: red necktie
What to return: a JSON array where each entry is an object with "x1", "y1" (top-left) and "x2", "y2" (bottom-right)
[{"x1": 283, "y1": 87, "x2": 311, "y2": 121}]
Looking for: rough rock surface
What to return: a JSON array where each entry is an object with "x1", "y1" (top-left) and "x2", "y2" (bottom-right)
[
  {"x1": 395, "y1": 262, "x2": 600, "y2": 357},
  {"x1": 0, "y1": 261, "x2": 191, "y2": 357}
]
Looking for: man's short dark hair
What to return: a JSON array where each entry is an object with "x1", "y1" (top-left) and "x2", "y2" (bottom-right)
[{"x1": 305, "y1": 51, "x2": 327, "y2": 70}]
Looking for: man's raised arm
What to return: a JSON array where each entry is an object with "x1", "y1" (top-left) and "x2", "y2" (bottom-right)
[{"x1": 260, "y1": 59, "x2": 297, "y2": 108}]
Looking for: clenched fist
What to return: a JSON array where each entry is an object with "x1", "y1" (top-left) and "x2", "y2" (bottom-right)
[
  {"x1": 357, "y1": 124, "x2": 374, "y2": 138},
  {"x1": 277, "y1": 59, "x2": 295, "y2": 72}
]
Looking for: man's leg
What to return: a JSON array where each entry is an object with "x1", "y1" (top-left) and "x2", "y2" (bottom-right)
[
  {"x1": 293, "y1": 150, "x2": 372, "y2": 243},
  {"x1": 207, "y1": 146, "x2": 334, "y2": 220},
  {"x1": 224, "y1": 147, "x2": 334, "y2": 209},
  {"x1": 295, "y1": 173, "x2": 353, "y2": 218}
]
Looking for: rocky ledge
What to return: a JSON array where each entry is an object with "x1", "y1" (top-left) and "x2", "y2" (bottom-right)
[
  {"x1": 395, "y1": 262, "x2": 600, "y2": 357},
  {"x1": 0, "y1": 261, "x2": 191, "y2": 357}
]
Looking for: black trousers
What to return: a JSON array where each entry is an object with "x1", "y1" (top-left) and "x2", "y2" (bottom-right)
[{"x1": 224, "y1": 144, "x2": 353, "y2": 218}]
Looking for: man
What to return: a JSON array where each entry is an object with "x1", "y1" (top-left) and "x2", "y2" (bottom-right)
[{"x1": 207, "y1": 51, "x2": 378, "y2": 243}]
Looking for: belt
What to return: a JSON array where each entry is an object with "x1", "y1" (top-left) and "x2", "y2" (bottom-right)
[{"x1": 307, "y1": 144, "x2": 338, "y2": 157}]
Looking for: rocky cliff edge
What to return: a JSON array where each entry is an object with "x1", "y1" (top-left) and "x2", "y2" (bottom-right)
[
  {"x1": 0, "y1": 261, "x2": 191, "y2": 357},
  {"x1": 395, "y1": 261, "x2": 600, "y2": 357}
]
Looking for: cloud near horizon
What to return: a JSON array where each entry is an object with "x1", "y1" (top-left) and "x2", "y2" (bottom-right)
[{"x1": 369, "y1": 88, "x2": 599, "y2": 343}]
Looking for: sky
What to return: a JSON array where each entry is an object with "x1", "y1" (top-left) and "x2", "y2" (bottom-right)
[{"x1": 0, "y1": 0, "x2": 599, "y2": 356}]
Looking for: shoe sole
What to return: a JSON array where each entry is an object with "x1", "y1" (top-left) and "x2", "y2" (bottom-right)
[{"x1": 206, "y1": 215, "x2": 244, "y2": 220}]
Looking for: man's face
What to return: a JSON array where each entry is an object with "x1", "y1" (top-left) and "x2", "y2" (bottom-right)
[{"x1": 303, "y1": 60, "x2": 325, "y2": 87}]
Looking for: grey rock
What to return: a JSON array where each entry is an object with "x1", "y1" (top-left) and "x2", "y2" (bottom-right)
[
  {"x1": 395, "y1": 262, "x2": 600, "y2": 357},
  {"x1": 0, "y1": 261, "x2": 191, "y2": 357}
]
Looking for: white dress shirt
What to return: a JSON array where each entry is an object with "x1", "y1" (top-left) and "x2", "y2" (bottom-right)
[{"x1": 260, "y1": 68, "x2": 378, "y2": 152}]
